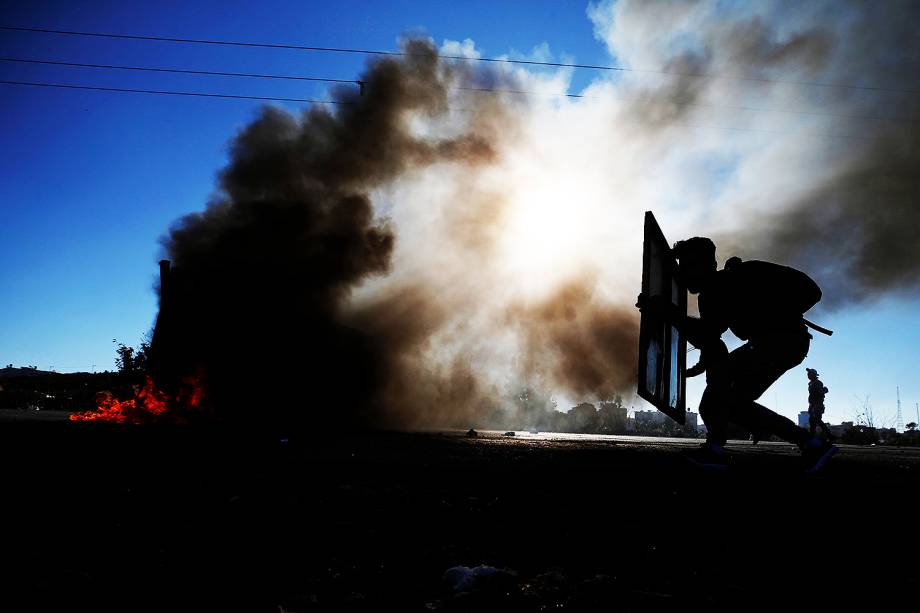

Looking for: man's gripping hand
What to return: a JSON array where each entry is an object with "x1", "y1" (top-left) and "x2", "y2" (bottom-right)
[{"x1": 635, "y1": 293, "x2": 675, "y2": 318}]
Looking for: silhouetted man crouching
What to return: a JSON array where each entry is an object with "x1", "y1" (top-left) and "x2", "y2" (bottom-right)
[{"x1": 643, "y1": 237, "x2": 837, "y2": 472}]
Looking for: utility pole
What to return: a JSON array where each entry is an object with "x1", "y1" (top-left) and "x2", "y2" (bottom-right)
[{"x1": 895, "y1": 386, "x2": 903, "y2": 433}]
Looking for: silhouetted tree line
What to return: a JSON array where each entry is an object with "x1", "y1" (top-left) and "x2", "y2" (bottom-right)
[
  {"x1": 841, "y1": 422, "x2": 920, "y2": 446},
  {"x1": 0, "y1": 338, "x2": 149, "y2": 412},
  {"x1": 479, "y1": 391, "x2": 701, "y2": 437},
  {"x1": 0, "y1": 371, "x2": 133, "y2": 412}
]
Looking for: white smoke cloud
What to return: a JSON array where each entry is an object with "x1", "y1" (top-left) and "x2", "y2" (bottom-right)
[
  {"x1": 349, "y1": 1, "x2": 918, "y2": 425},
  {"x1": 164, "y1": 1, "x2": 917, "y2": 429}
]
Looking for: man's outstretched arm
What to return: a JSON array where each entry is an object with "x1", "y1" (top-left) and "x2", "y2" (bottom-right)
[{"x1": 636, "y1": 294, "x2": 725, "y2": 347}]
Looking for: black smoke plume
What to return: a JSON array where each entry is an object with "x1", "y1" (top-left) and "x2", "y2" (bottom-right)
[{"x1": 154, "y1": 40, "x2": 499, "y2": 429}]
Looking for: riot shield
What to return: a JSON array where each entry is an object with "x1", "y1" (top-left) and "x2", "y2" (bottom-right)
[{"x1": 637, "y1": 212, "x2": 687, "y2": 424}]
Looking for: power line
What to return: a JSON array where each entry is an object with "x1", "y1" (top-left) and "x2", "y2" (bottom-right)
[
  {"x1": 2, "y1": 56, "x2": 914, "y2": 124},
  {"x1": 673, "y1": 121, "x2": 874, "y2": 141},
  {"x1": 468, "y1": 85, "x2": 914, "y2": 124},
  {"x1": 0, "y1": 25, "x2": 387, "y2": 55},
  {"x1": 0, "y1": 56, "x2": 362, "y2": 86},
  {"x1": 0, "y1": 78, "x2": 878, "y2": 141},
  {"x1": 0, "y1": 25, "x2": 617, "y2": 71},
  {"x1": 0, "y1": 56, "x2": 578, "y2": 98},
  {"x1": 0, "y1": 80, "x2": 342, "y2": 104},
  {"x1": 673, "y1": 99, "x2": 916, "y2": 124},
  {"x1": 457, "y1": 85, "x2": 583, "y2": 99},
  {"x1": 622, "y1": 66, "x2": 920, "y2": 97},
  {"x1": 3, "y1": 25, "x2": 919, "y2": 96}
]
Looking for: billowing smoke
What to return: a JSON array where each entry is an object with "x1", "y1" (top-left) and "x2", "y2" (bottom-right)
[
  {"x1": 157, "y1": 1, "x2": 919, "y2": 429},
  {"x1": 157, "y1": 40, "x2": 507, "y2": 428},
  {"x1": 720, "y1": 125, "x2": 920, "y2": 308},
  {"x1": 699, "y1": 3, "x2": 919, "y2": 307},
  {"x1": 590, "y1": 0, "x2": 920, "y2": 309},
  {"x1": 508, "y1": 277, "x2": 638, "y2": 400},
  {"x1": 157, "y1": 38, "x2": 633, "y2": 429}
]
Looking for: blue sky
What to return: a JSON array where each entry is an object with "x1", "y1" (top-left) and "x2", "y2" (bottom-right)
[
  {"x1": 1, "y1": 1, "x2": 917, "y2": 428},
  {"x1": 1, "y1": 0, "x2": 604, "y2": 368}
]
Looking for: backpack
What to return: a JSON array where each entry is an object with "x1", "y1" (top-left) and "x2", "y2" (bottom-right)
[{"x1": 721, "y1": 258, "x2": 823, "y2": 339}]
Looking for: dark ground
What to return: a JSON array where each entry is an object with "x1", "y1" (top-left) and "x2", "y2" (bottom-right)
[{"x1": 1, "y1": 421, "x2": 918, "y2": 612}]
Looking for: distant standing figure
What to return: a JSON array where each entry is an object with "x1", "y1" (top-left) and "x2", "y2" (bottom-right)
[{"x1": 807, "y1": 368, "x2": 833, "y2": 441}]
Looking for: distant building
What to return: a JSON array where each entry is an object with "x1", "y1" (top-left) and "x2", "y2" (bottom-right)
[
  {"x1": 685, "y1": 411, "x2": 699, "y2": 433},
  {"x1": 829, "y1": 421, "x2": 854, "y2": 439},
  {"x1": 877, "y1": 427, "x2": 897, "y2": 442},
  {"x1": 798, "y1": 411, "x2": 811, "y2": 429},
  {"x1": 634, "y1": 409, "x2": 667, "y2": 429}
]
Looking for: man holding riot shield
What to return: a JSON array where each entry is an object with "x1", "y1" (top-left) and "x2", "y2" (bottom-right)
[{"x1": 639, "y1": 235, "x2": 837, "y2": 473}]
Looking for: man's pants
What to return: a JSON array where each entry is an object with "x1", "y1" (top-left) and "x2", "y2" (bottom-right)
[
  {"x1": 809, "y1": 410, "x2": 832, "y2": 438},
  {"x1": 700, "y1": 331, "x2": 812, "y2": 447}
]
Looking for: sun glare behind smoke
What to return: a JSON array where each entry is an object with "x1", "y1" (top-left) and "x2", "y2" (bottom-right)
[{"x1": 496, "y1": 141, "x2": 612, "y2": 295}]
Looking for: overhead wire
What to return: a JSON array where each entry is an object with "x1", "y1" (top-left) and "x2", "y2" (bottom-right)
[
  {"x1": 0, "y1": 56, "x2": 913, "y2": 124},
  {"x1": 0, "y1": 79, "x2": 881, "y2": 141},
  {"x1": 0, "y1": 56, "x2": 362, "y2": 86},
  {"x1": 0, "y1": 26, "x2": 909, "y2": 139},
  {"x1": 0, "y1": 25, "x2": 617, "y2": 71},
  {"x1": 3, "y1": 24, "x2": 919, "y2": 96},
  {"x1": 0, "y1": 80, "x2": 343, "y2": 104}
]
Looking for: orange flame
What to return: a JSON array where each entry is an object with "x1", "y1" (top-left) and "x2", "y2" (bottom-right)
[{"x1": 69, "y1": 374, "x2": 206, "y2": 424}]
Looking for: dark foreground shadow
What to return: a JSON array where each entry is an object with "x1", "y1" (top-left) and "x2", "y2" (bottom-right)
[{"x1": 0, "y1": 424, "x2": 916, "y2": 612}]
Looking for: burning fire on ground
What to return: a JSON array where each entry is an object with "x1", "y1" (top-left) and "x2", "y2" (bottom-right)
[{"x1": 69, "y1": 374, "x2": 207, "y2": 425}]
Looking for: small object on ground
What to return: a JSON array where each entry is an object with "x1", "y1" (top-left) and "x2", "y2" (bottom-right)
[
  {"x1": 503, "y1": 431, "x2": 515, "y2": 437},
  {"x1": 466, "y1": 428, "x2": 478, "y2": 438}
]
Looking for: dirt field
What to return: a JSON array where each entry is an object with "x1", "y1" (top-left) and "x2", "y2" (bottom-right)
[{"x1": 1, "y1": 421, "x2": 917, "y2": 611}]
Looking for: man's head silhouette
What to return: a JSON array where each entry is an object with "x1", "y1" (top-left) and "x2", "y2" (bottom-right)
[{"x1": 672, "y1": 237, "x2": 717, "y2": 294}]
